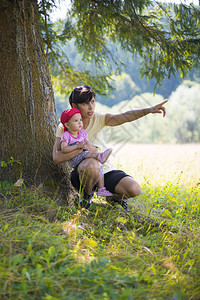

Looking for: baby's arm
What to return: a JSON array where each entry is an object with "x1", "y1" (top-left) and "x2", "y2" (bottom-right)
[
  {"x1": 53, "y1": 137, "x2": 82, "y2": 164},
  {"x1": 61, "y1": 141, "x2": 86, "y2": 154}
]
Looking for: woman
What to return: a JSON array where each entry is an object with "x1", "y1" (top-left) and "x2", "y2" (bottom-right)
[{"x1": 53, "y1": 85, "x2": 167, "y2": 209}]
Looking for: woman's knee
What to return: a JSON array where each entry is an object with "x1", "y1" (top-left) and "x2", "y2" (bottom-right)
[
  {"x1": 115, "y1": 177, "x2": 141, "y2": 198},
  {"x1": 78, "y1": 158, "x2": 100, "y2": 177},
  {"x1": 128, "y1": 182, "x2": 141, "y2": 197}
]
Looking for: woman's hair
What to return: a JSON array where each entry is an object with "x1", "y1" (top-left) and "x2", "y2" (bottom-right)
[{"x1": 69, "y1": 85, "x2": 96, "y2": 107}]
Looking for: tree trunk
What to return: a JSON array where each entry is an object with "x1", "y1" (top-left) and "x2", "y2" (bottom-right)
[{"x1": 0, "y1": 0, "x2": 72, "y2": 196}]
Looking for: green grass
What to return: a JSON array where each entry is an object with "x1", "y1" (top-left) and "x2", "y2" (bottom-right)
[{"x1": 0, "y1": 178, "x2": 200, "y2": 300}]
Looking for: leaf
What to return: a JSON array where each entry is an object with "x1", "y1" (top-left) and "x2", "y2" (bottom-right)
[
  {"x1": 43, "y1": 296, "x2": 59, "y2": 300},
  {"x1": 36, "y1": 264, "x2": 43, "y2": 277},
  {"x1": 87, "y1": 239, "x2": 97, "y2": 248},
  {"x1": 22, "y1": 268, "x2": 31, "y2": 281},
  {"x1": 143, "y1": 246, "x2": 154, "y2": 256},
  {"x1": 12, "y1": 254, "x2": 24, "y2": 266},
  {"x1": 22, "y1": 267, "x2": 27, "y2": 276},
  {"x1": 1, "y1": 161, "x2": 7, "y2": 167},
  {"x1": 25, "y1": 271, "x2": 31, "y2": 281},
  {"x1": 48, "y1": 246, "x2": 56, "y2": 258}
]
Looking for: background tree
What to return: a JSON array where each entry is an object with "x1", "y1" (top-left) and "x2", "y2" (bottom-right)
[{"x1": 168, "y1": 81, "x2": 200, "y2": 143}]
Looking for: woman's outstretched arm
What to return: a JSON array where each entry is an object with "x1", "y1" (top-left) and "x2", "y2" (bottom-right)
[{"x1": 105, "y1": 100, "x2": 168, "y2": 127}]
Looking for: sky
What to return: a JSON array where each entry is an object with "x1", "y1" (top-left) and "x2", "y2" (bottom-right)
[
  {"x1": 50, "y1": 0, "x2": 71, "y2": 21},
  {"x1": 50, "y1": 0, "x2": 199, "y2": 21}
]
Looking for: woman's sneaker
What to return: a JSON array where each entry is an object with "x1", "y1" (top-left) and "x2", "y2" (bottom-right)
[
  {"x1": 97, "y1": 148, "x2": 112, "y2": 164},
  {"x1": 97, "y1": 187, "x2": 113, "y2": 197},
  {"x1": 75, "y1": 192, "x2": 94, "y2": 209},
  {"x1": 110, "y1": 198, "x2": 131, "y2": 213}
]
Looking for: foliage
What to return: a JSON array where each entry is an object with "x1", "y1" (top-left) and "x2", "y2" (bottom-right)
[
  {"x1": 1, "y1": 157, "x2": 21, "y2": 168},
  {"x1": 99, "y1": 72, "x2": 141, "y2": 107},
  {"x1": 0, "y1": 169, "x2": 200, "y2": 299},
  {"x1": 39, "y1": 0, "x2": 199, "y2": 94},
  {"x1": 53, "y1": 37, "x2": 199, "y2": 106},
  {"x1": 38, "y1": 0, "x2": 114, "y2": 96},
  {"x1": 38, "y1": 0, "x2": 200, "y2": 96}
]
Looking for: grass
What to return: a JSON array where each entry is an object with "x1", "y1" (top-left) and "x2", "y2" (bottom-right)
[{"x1": 0, "y1": 144, "x2": 200, "y2": 300}]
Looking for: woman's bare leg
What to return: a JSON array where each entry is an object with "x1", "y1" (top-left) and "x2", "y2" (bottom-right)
[
  {"x1": 77, "y1": 158, "x2": 100, "y2": 194},
  {"x1": 85, "y1": 151, "x2": 98, "y2": 160},
  {"x1": 113, "y1": 176, "x2": 141, "y2": 200}
]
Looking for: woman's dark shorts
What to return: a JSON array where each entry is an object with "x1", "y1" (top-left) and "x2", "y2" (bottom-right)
[{"x1": 70, "y1": 167, "x2": 131, "y2": 194}]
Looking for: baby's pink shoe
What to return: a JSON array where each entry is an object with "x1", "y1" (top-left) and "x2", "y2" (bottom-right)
[
  {"x1": 97, "y1": 148, "x2": 112, "y2": 164},
  {"x1": 97, "y1": 187, "x2": 113, "y2": 197}
]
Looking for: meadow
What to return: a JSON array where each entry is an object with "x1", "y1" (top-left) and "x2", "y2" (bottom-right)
[
  {"x1": 0, "y1": 144, "x2": 200, "y2": 300},
  {"x1": 109, "y1": 143, "x2": 200, "y2": 187}
]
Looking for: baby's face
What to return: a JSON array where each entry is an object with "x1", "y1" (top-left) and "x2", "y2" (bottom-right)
[{"x1": 66, "y1": 113, "x2": 83, "y2": 133}]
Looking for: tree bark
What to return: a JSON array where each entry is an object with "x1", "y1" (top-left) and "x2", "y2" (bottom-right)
[{"x1": 0, "y1": 0, "x2": 73, "y2": 196}]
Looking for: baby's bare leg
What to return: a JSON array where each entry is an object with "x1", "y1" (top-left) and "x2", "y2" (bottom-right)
[{"x1": 98, "y1": 174, "x2": 105, "y2": 189}]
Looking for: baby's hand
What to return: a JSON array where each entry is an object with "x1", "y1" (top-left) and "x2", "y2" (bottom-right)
[
  {"x1": 78, "y1": 142, "x2": 88, "y2": 150},
  {"x1": 82, "y1": 142, "x2": 90, "y2": 150}
]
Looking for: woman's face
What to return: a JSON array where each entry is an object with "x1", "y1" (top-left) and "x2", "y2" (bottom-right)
[{"x1": 74, "y1": 98, "x2": 96, "y2": 120}]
